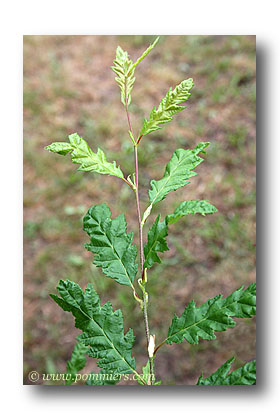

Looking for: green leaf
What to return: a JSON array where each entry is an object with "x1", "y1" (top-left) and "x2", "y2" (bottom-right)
[
  {"x1": 111, "y1": 46, "x2": 134, "y2": 106},
  {"x1": 137, "y1": 361, "x2": 162, "y2": 386},
  {"x1": 112, "y1": 37, "x2": 159, "y2": 107},
  {"x1": 131, "y1": 36, "x2": 159, "y2": 70},
  {"x1": 65, "y1": 341, "x2": 88, "y2": 385},
  {"x1": 44, "y1": 142, "x2": 73, "y2": 156},
  {"x1": 144, "y1": 215, "x2": 169, "y2": 269},
  {"x1": 197, "y1": 357, "x2": 256, "y2": 385},
  {"x1": 141, "y1": 78, "x2": 194, "y2": 136},
  {"x1": 45, "y1": 133, "x2": 124, "y2": 179},
  {"x1": 143, "y1": 200, "x2": 217, "y2": 269},
  {"x1": 166, "y1": 283, "x2": 256, "y2": 345},
  {"x1": 50, "y1": 280, "x2": 140, "y2": 381},
  {"x1": 86, "y1": 371, "x2": 120, "y2": 386},
  {"x1": 148, "y1": 142, "x2": 210, "y2": 207},
  {"x1": 83, "y1": 203, "x2": 138, "y2": 288},
  {"x1": 166, "y1": 200, "x2": 218, "y2": 224}
]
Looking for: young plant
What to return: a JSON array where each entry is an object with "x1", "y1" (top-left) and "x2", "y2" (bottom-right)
[{"x1": 45, "y1": 37, "x2": 256, "y2": 386}]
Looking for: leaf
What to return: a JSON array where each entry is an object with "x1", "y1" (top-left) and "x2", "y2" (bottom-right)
[
  {"x1": 86, "y1": 371, "x2": 121, "y2": 386},
  {"x1": 112, "y1": 37, "x2": 159, "y2": 106},
  {"x1": 111, "y1": 46, "x2": 134, "y2": 106},
  {"x1": 83, "y1": 203, "x2": 138, "y2": 288},
  {"x1": 137, "y1": 361, "x2": 162, "y2": 386},
  {"x1": 141, "y1": 78, "x2": 194, "y2": 136},
  {"x1": 44, "y1": 142, "x2": 73, "y2": 156},
  {"x1": 50, "y1": 280, "x2": 140, "y2": 381},
  {"x1": 148, "y1": 142, "x2": 210, "y2": 207},
  {"x1": 45, "y1": 133, "x2": 124, "y2": 179},
  {"x1": 143, "y1": 200, "x2": 217, "y2": 269},
  {"x1": 65, "y1": 341, "x2": 88, "y2": 385},
  {"x1": 166, "y1": 283, "x2": 256, "y2": 345},
  {"x1": 166, "y1": 200, "x2": 218, "y2": 224},
  {"x1": 144, "y1": 215, "x2": 169, "y2": 269},
  {"x1": 197, "y1": 357, "x2": 256, "y2": 385}
]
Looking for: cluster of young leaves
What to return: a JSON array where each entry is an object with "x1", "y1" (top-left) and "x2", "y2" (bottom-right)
[{"x1": 111, "y1": 37, "x2": 159, "y2": 107}]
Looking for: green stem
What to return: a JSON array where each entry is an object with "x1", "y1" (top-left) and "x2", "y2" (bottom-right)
[{"x1": 124, "y1": 88, "x2": 155, "y2": 385}]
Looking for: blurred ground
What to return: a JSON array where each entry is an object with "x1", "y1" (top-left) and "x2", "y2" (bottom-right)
[{"x1": 23, "y1": 35, "x2": 256, "y2": 385}]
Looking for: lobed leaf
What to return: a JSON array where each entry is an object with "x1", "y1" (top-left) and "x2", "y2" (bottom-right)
[
  {"x1": 50, "y1": 280, "x2": 139, "y2": 380},
  {"x1": 148, "y1": 142, "x2": 210, "y2": 208},
  {"x1": 166, "y1": 200, "x2": 218, "y2": 224},
  {"x1": 166, "y1": 283, "x2": 256, "y2": 345},
  {"x1": 141, "y1": 78, "x2": 194, "y2": 136},
  {"x1": 112, "y1": 37, "x2": 159, "y2": 107},
  {"x1": 144, "y1": 200, "x2": 217, "y2": 269},
  {"x1": 144, "y1": 215, "x2": 169, "y2": 269},
  {"x1": 45, "y1": 133, "x2": 124, "y2": 179},
  {"x1": 83, "y1": 203, "x2": 138, "y2": 288},
  {"x1": 65, "y1": 341, "x2": 88, "y2": 385},
  {"x1": 111, "y1": 46, "x2": 134, "y2": 106},
  {"x1": 197, "y1": 357, "x2": 256, "y2": 385}
]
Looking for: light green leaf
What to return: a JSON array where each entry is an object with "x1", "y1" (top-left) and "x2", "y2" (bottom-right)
[
  {"x1": 166, "y1": 283, "x2": 256, "y2": 345},
  {"x1": 166, "y1": 200, "x2": 218, "y2": 224},
  {"x1": 50, "y1": 280, "x2": 139, "y2": 380},
  {"x1": 197, "y1": 357, "x2": 256, "y2": 385},
  {"x1": 144, "y1": 215, "x2": 169, "y2": 269},
  {"x1": 44, "y1": 142, "x2": 73, "y2": 156},
  {"x1": 45, "y1": 133, "x2": 124, "y2": 179},
  {"x1": 131, "y1": 37, "x2": 159, "y2": 70},
  {"x1": 111, "y1": 46, "x2": 134, "y2": 106},
  {"x1": 83, "y1": 203, "x2": 138, "y2": 288},
  {"x1": 141, "y1": 78, "x2": 194, "y2": 136},
  {"x1": 112, "y1": 37, "x2": 159, "y2": 107},
  {"x1": 148, "y1": 142, "x2": 210, "y2": 207},
  {"x1": 65, "y1": 341, "x2": 88, "y2": 385}
]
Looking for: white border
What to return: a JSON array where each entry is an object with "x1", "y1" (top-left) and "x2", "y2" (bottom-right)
[{"x1": 1, "y1": 0, "x2": 278, "y2": 417}]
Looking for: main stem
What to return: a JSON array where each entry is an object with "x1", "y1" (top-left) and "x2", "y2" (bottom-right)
[
  {"x1": 134, "y1": 145, "x2": 155, "y2": 385},
  {"x1": 124, "y1": 93, "x2": 155, "y2": 384}
]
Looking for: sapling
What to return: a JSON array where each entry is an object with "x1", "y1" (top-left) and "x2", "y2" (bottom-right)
[{"x1": 45, "y1": 37, "x2": 256, "y2": 386}]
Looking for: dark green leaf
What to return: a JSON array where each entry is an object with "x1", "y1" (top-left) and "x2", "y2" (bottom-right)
[
  {"x1": 143, "y1": 200, "x2": 217, "y2": 269},
  {"x1": 65, "y1": 341, "x2": 88, "y2": 385},
  {"x1": 144, "y1": 215, "x2": 169, "y2": 269},
  {"x1": 148, "y1": 142, "x2": 210, "y2": 208},
  {"x1": 166, "y1": 200, "x2": 218, "y2": 224},
  {"x1": 83, "y1": 203, "x2": 138, "y2": 287},
  {"x1": 50, "y1": 280, "x2": 139, "y2": 380},
  {"x1": 197, "y1": 357, "x2": 256, "y2": 385},
  {"x1": 86, "y1": 371, "x2": 121, "y2": 385},
  {"x1": 166, "y1": 283, "x2": 256, "y2": 345}
]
